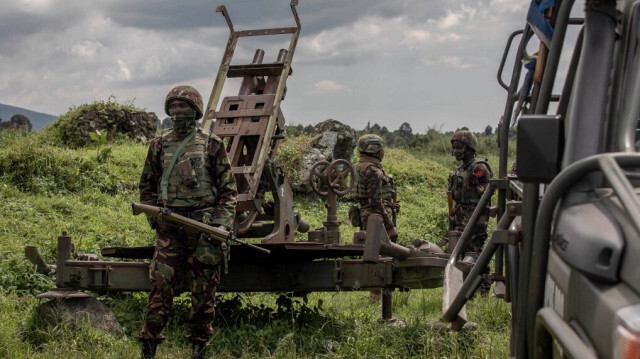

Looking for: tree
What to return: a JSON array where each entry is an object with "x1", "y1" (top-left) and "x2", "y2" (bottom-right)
[
  {"x1": 391, "y1": 122, "x2": 414, "y2": 147},
  {"x1": 160, "y1": 117, "x2": 173, "y2": 130},
  {"x1": 10, "y1": 114, "x2": 32, "y2": 131},
  {"x1": 484, "y1": 125, "x2": 493, "y2": 136}
]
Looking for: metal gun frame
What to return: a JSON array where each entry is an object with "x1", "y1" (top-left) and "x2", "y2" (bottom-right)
[{"x1": 26, "y1": 1, "x2": 448, "y2": 322}]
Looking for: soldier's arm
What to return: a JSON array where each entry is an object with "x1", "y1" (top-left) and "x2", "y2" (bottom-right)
[
  {"x1": 365, "y1": 167, "x2": 394, "y2": 230},
  {"x1": 472, "y1": 162, "x2": 491, "y2": 196},
  {"x1": 138, "y1": 136, "x2": 163, "y2": 206},
  {"x1": 208, "y1": 136, "x2": 238, "y2": 229}
]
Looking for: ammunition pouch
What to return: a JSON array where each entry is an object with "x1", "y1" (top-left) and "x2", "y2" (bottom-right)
[
  {"x1": 348, "y1": 205, "x2": 361, "y2": 227},
  {"x1": 177, "y1": 158, "x2": 199, "y2": 187}
]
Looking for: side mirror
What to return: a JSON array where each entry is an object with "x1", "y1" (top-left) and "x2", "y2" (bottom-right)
[{"x1": 516, "y1": 115, "x2": 564, "y2": 183}]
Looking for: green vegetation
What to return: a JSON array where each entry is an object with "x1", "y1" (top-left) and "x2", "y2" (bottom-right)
[{"x1": 0, "y1": 121, "x2": 511, "y2": 358}]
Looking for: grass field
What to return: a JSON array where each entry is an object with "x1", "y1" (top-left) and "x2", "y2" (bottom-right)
[{"x1": 0, "y1": 129, "x2": 511, "y2": 358}]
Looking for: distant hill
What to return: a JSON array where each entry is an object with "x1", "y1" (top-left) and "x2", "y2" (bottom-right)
[{"x1": 0, "y1": 103, "x2": 58, "y2": 130}]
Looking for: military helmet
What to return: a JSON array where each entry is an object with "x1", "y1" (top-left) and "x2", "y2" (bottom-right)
[
  {"x1": 164, "y1": 85, "x2": 204, "y2": 120},
  {"x1": 357, "y1": 134, "x2": 385, "y2": 155},
  {"x1": 451, "y1": 130, "x2": 478, "y2": 152}
]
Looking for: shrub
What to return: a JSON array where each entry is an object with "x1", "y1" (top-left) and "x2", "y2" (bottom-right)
[
  {"x1": 276, "y1": 134, "x2": 313, "y2": 183},
  {"x1": 0, "y1": 134, "x2": 132, "y2": 195},
  {"x1": 46, "y1": 99, "x2": 156, "y2": 148}
]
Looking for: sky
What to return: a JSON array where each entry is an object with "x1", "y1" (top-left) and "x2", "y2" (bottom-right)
[{"x1": 0, "y1": 0, "x2": 534, "y2": 133}]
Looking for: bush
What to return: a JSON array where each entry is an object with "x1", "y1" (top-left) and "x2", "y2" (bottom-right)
[
  {"x1": 46, "y1": 99, "x2": 156, "y2": 148},
  {"x1": 0, "y1": 133, "x2": 133, "y2": 195},
  {"x1": 276, "y1": 134, "x2": 312, "y2": 183}
]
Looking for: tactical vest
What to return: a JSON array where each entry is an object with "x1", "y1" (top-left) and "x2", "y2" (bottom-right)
[
  {"x1": 449, "y1": 159, "x2": 492, "y2": 205},
  {"x1": 353, "y1": 161, "x2": 396, "y2": 206},
  {"x1": 159, "y1": 129, "x2": 217, "y2": 207}
]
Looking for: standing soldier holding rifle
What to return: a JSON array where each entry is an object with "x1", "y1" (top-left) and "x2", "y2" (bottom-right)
[
  {"x1": 137, "y1": 85, "x2": 237, "y2": 359},
  {"x1": 448, "y1": 130, "x2": 492, "y2": 294}
]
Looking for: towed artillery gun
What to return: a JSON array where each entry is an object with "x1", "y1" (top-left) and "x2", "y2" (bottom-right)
[
  {"x1": 26, "y1": 1, "x2": 447, "y2": 321},
  {"x1": 442, "y1": 0, "x2": 640, "y2": 357}
]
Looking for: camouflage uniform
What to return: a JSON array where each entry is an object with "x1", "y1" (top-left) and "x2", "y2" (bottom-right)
[
  {"x1": 138, "y1": 86, "x2": 237, "y2": 353},
  {"x1": 351, "y1": 135, "x2": 398, "y2": 238},
  {"x1": 448, "y1": 130, "x2": 492, "y2": 254}
]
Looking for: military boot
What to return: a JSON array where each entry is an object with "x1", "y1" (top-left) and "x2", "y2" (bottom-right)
[
  {"x1": 191, "y1": 339, "x2": 208, "y2": 359},
  {"x1": 140, "y1": 339, "x2": 160, "y2": 359}
]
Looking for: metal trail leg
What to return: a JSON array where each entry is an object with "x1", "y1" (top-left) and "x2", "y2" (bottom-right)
[{"x1": 382, "y1": 290, "x2": 393, "y2": 320}]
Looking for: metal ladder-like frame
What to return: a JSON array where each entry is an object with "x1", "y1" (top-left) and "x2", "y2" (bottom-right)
[{"x1": 202, "y1": 2, "x2": 300, "y2": 212}]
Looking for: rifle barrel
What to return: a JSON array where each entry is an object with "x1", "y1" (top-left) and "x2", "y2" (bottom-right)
[{"x1": 131, "y1": 203, "x2": 270, "y2": 255}]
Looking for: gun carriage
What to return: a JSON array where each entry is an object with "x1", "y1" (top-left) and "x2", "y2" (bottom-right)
[{"x1": 26, "y1": 0, "x2": 447, "y2": 321}]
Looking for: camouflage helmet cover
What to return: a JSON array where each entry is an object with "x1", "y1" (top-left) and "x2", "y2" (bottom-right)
[
  {"x1": 451, "y1": 130, "x2": 478, "y2": 152},
  {"x1": 164, "y1": 85, "x2": 204, "y2": 120},
  {"x1": 357, "y1": 134, "x2": 385, "y2": 155}
]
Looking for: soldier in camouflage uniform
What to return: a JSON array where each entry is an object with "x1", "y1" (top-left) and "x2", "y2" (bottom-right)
[
  {"x1": 137, "y1": 85, "x2": 237, "y2": 359},
  {"x1": 351, "y1": 134, "x2": 399, "y2": 242},
  {"x1": 449, "y1": 130, "x2": 492, "y2": 292}
]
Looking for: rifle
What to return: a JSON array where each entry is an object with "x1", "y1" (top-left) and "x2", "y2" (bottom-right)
[
  {"x1": 435, "y1": 191, "x2": 456, "y2": 249},
  {"x1": 389, "y1": 176, "x2": 400, "y2": 226},
  {"x1": 132, "y1": 203, "x2": 271, "y2": 255},
  {"x1": 447, "y1": 191, "x2": 455, "y2": 231}
]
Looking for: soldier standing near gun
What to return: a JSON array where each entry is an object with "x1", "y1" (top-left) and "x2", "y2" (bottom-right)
[
  {"x1": 350, "y1": 134, "x2": 399, "y2": 242},
  {"x1": 448, "y1": 130, "x2": 492, "y2": 294},
  {"x1": 137, "y1": 85, "x2": 237, "y2": 359},
  {"x1": 350, "y1": 134, "x2": 400, "y2": 302}
]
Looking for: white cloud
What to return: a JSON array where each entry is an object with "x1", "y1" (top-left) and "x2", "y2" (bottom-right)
[
  {"x1": 490, "y1": 0, "x2": 529, "y2": 13},
  {"x1": 116, "y1": 59, "x2": 131, "y2": 81},
  {"x1": 302, "y1": 16, "x2": 394, "y2": 65},
  {"x1": 430, "y1": 5, "x2": 480, "y2": 30},
  {"x1": 437, "y1": 32, "x2": 463, "y2": 42},
  {"x1": 437, "y1": 10, "x2": 463, "y2": 29},
  {"x1": 440, "y1": 56, "x2": 472, "y2": 69},
  {"x1": 315, "y1": 80, "x2": 345, "y2": 91},
  {"x1": 354, "y1": 18, "x2": 382, "y2": 36},
  {"x1": 19, "y1": 0, "x2": 54, "y2": 11},
  {"x1": 401, "y1": 29, "x2": 432, "y2": 45},
  {"x1": 71, "y1": 40, "x2": 105, "y2": 58}
]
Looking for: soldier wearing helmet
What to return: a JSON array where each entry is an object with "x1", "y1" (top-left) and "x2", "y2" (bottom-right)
[
  {"x1": 350, "y1": 134, "x2": 399, "y2": 242},
  {"x1": 448, "y1": 130, "x2": 492, "y2": 293},
  {"x1": 138, "y1": 85, "x2": 237, "y2": 359},
  {"x1": 163, "y1": 85, "x2": 204, "y2": 136}
]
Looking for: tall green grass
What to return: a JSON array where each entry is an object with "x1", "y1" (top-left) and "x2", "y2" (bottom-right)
[{"x1": 0, "y1": 130, "x2": 511, "y2": 358}]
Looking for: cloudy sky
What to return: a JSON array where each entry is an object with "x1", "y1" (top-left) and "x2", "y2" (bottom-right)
[{"x1": 1, "y1": 0, "x2": 533, "y2": 133}]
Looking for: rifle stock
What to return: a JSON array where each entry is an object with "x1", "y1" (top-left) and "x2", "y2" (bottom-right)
[{"x1": 132, "y1": 203, "x2": 270, "y2": 255}]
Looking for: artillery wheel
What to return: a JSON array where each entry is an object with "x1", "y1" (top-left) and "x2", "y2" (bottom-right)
[
  {"x1": 327, "y1": 159, "x2": 354, "y2": 195},
  {"x1": 309, "y1": 161, "x2": 330, "y2": 196}
]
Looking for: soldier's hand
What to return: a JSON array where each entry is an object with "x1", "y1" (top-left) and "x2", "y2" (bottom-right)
[
  {"x1": 146, "y1": 214, "x2": 158, "y2": 230},
  {"x1": 387, "y1": 227, "x2": 398, "y2": 242}
]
